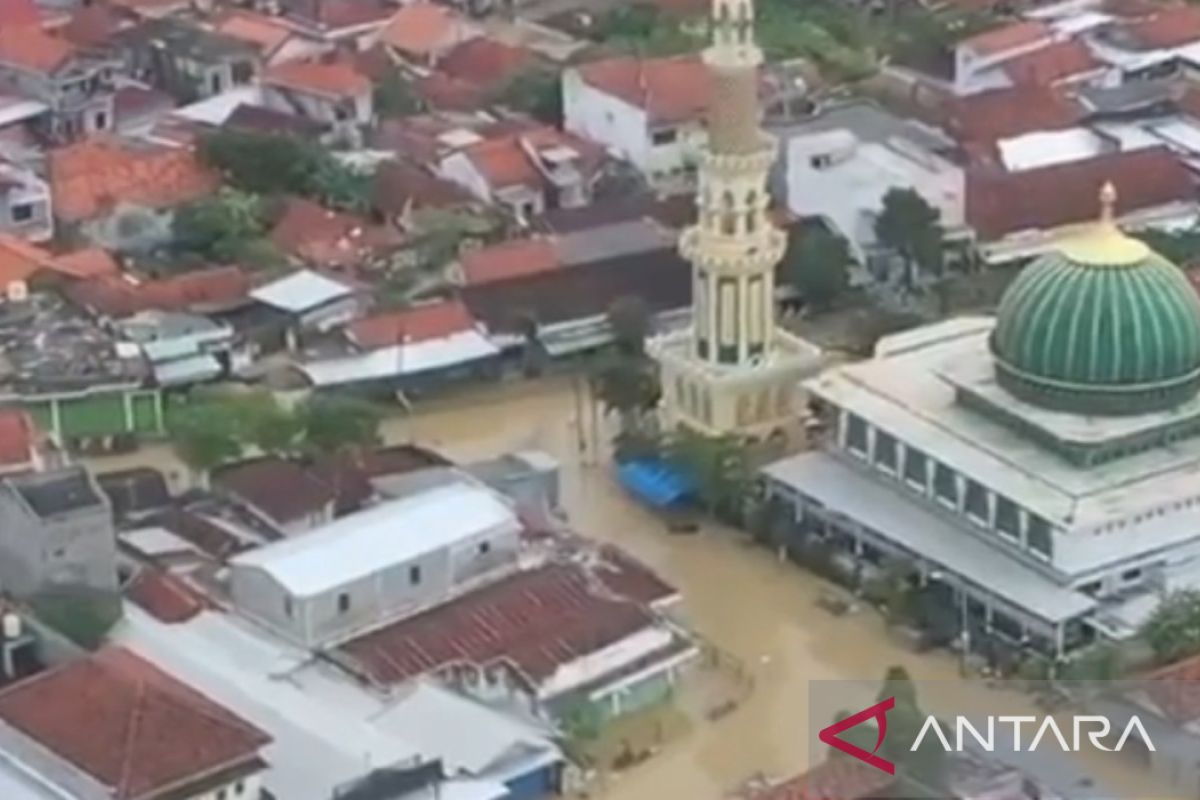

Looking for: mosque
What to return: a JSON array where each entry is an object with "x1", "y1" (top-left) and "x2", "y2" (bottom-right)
[{"x1": 764, "y1": 185, "x2": 1200, "y2": 658}]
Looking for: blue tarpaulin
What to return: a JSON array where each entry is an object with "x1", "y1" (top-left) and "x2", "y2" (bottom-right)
[{"x1": 616, "y1": 459, "x2": 693, "y2": 508}]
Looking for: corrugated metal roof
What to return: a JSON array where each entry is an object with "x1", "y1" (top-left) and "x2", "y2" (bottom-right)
[
  {"x1": 250, "y1": 269, "x2": 353, "y2": 313},
  {"x1": 300, "y1": 330, "x2": 498, "y2": 387}
]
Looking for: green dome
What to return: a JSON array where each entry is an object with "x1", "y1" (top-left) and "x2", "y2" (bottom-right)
[{"x1": 991, "y1": 217, "x2": 1200, "y2": 415}]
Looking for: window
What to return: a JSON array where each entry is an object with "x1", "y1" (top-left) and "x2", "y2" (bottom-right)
[
  {"x1": 1078, "y1": 580, "x2": 1102, "y2": 596},
  {"x1": 92, "y1": 111, "x2": 107, "y2": 131},
  {"x1": 873, "y1": 430, "x2": 898, "y2": 472},
  {"x1": 1027, "y1": 515, "x2": 1053, "y2": 558},
  {"x1": 933, "y1": 463, "x2": 957, "y2": 506},
  {"x1": 903, "y1": 447, "x2": 927, "y2": 488},
  {"x1": 235, "y1": 781, "x2": 245, "y2": 795},
  {"x1": 478, "y1": 541, "x2": 491, "y2": 555},
  {"x1": 995, "y1": 496, "x2": 1020, "y2": 539},
  {"x1": 337, "y1": 593, "x2": 350, "y2": 613},
  {"x1": 651, "y1": 127, "x2": 678, "y2": 145},
  {"x1": 210, "y1": 73, "x2": 223, "y2": 94},
  {"x1": 284, "y1": 597, "x2": 293, "y2": 618},
  {"x1": 10, "y1": 203, "x2": 32, "y2": 222},
  {"x1": 964, "y1": 481, "x2": 988, "y2": 522},
  {"x1": 335, "y1": 106, "x2": 351, "y2": 121},
  {"x1": 845, "y1": 414, "x2": 868, "y2": 455},
  {"x1": 1121, "y1": 567, "x2": 1143, "y2": 583},
  {"x1": 409, "y1": 565, "x2": 422, "y2": 585},
  {"x1": 809, "y1": 154, "x2": 832, "y2": 169},
  {"x1": 217, "y1": 790, "x2": 226, "y2": 800}
]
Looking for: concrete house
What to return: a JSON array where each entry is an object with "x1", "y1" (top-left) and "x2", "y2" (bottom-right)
[
  {"x1": 261, "y1": 60, "x2": 374, "y2": 133},
  {"x1": 0, "y1": 26, "x2": 119, "y2": 143},
  {"x1": 116, "y1": 18, "x2": 260, "y2": 103},
  {"x1": 0, "y1": 159, "x2": 52, "y2": 243},
  {"x1": 229, "y1": 479, "x2": 522, "y2": 648},
  {"x1": 0, "y1": 466, "x2": 116, "y2": 598}
]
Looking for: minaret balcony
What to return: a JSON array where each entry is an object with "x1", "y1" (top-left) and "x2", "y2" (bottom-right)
[
  {"x1": 703, "y1": 145, "x2": 777, "y2": 178},
  {"x1": 679, "y1": 227, "x2": 784, "y2": 271}
]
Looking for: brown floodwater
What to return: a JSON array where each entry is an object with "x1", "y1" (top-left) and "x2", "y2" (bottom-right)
[{"x1": 86, "y1": 377, "x2": 1176, "y2": 799}]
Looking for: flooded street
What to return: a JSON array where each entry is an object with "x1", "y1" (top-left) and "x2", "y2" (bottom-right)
[{"x1": 86, "y1": 377, "x2": 1170, "y2": 799}]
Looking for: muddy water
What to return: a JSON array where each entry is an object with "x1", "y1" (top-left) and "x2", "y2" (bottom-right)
[{"x1": 86, "y1": 377, "x2": 1172, "y2": 798}]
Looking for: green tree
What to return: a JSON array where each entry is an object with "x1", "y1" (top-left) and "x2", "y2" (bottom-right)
[
  {"x1": 874, "y1": 188, "x2": 944, "y2": 291},
  {"x1": 173, "y1": 188, "x2": 267, "y2": 261},
  {"x1": 374, "y1": 70, "x2": 422, "y2": 118},
  {"x1": 168, "y1": 401, "x2": 244, "y2": 475},
  {"x1": 665, "y1": 428, "x2": 751, "y2": 520},
  {"x1": 494, "y1": 67, "x2": 562, "y2": 124},
  {"x1": 875, "y1": 665, "x2": 945, "y2": 792},
  {"x1": 1142, "y1": 590, "x2": 1200, "y2": 663},
  {"x1": 607, "y1": 295, "x2": 652, "y2": 356},
  {"x1": 297, "y1": 395, "x2": 383, "y2": 455},
  {"x1": 783, "y1": 225, "x2": 852, "y2": 310}
]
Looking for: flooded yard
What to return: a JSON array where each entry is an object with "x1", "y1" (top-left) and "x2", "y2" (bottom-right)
[{"x1": 86, "y1": 376, "x2": 1174, "y2": 799}]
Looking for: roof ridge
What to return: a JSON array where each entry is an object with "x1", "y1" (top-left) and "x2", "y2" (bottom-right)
[{"x1": 116, "y1": 676, "x2": 147, "y2": 800}]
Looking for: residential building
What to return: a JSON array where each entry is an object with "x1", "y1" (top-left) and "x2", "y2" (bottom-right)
[
  {"x1": 943, "y1": 84, "x2": 1083, "y2": 144},
  {"x1": 0, "y1": 160, "x2": 52, "y2": 243},
  {"x1": 778, "y1": 101, "x2": 966, "y2": 272},
  {"x1": 116, "y1": 18, "x2": 260, "y2": 103},
  {"x1": 966, "y1": 147, "x2": 1196, "y2": 264},
  {"x1": 296, "y1": 299, "x2": 501, "y2": 391},
  {"x1": 267, "y1": 197, "x2": 403, "y2": 270},
  {"x1": 261, "y1": 60, "x2": 373, "y2": 131},
  {"x1": 563, "y1": 54, "x2": 710, "y2": 192},
  {"x1": 213, "y1": 458, "x2": 338, "y2": 536},
  {"x1": 0, "y1": 26, "x2": 119, "y2": 143},
  {"x1": 763, "y1": 185, "x2": 1200, "y2": 656},
  {"x1": 0, "y1": 647, "x2": 271, "y2": 800},
  {"x1": 954, "y1": 20, "x2": 1057, "y2": 94},
  {"x1": 114, "y1": 603, "x2": 563, "y2": 800},
  {"x1": 248, "y1": 268, "x2": 363, "y2": 349},
  {"x1": 213, "y1": 9, "x2": 330, "y2": 67},
  {"x1": 279, "y1": 0, "x2": 396, "y2": 49},
  {"x1": 437, "y1": 125, "x2": 607, "y2": 222},
  {"x1": 229, "y1": 478, "x2": 523, "y2": 647},
  {"x1": 375, "y1": 2, "x2": 478, "y2": 67},
  {"x1": 65, "y1": 265, "x2": 251, "y2": 320},
  {"x1": 115, "y1": 310, "x2": 237, "y2": 387},
  {"x1": 335, "y1": 557, "x2": 696, "y2": 723},
  {"x1": 0, "y1": 466, "x2": 115, "y2": 597},
  {"x1": 47, "y1": 137, "x2": 219, "y2": 253},
  {"x1": 371, "y1": 160, "x2": 474, "y2": 223},
  {"x1": 648, "y1": 0, "x2": 822, "y2": 441}
]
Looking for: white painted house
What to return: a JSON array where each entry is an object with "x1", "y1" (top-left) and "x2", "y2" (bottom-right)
[{"x1": 563, "y1": 55, "x2": 710, "y2": 192}]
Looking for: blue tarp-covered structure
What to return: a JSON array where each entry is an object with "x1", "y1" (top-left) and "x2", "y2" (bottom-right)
[{"x1": 616, "y1": 459, "x2": 693, "y2": 507}]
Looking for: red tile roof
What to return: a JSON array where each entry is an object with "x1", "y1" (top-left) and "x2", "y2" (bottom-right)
[
  {"x1": 462, "y1": 128, "x2": 606, "y2": 193},
  {"x1": 0, "y1": 0, "x2": 41, "y2": 29},
  {"x1": 1125, "y1": 4, "x2": 1200, "y2": 49},
  {"x1": 65, "y1": 266, "x2": 251, "y2": 317},
  {"x1": 0, "y1": 235, "x2": 57, "y2": 286},
  {"x1": 740, "y1": 760, "x2": 895, "y2": 800},
  {"x1": 0, "y1": 409, "x2": 34, "y2": 468},
  {"x1": 339, "y1": 563, "x2": 657, "y2": 686},
  {"x1": 1141, "y1": 652, "x2": 1200, "y2": 723},
  {"x1": 371, "y1": 160, "x2": 472, "y2": 215},
  {"x1": 966, "y1": 147, "x2": 1194, "y2": 240},
  {"x1": 576, "y1": 55, "x2": 711, "y2": 126},
  {"x1": 287, "y1": 0, "x2": 394, "y2": 31},
  {"x1": 415, "y1": 71, "x2": 488, "y2": 111},
  {"x1": 946, "y1": 85, "x2": 1082, "y2": 143},
  {"x1": 439, "y1": 36, "x2": 531, "y2": 89},
  {"x1": 959, "y1": 20, "x2": 1051, "y2": 56},
  {"x1": 0, "y1": 25, "x2": 74, "y2": 73},
  {"x1": 213, "y1": 458, "x2": 338, "y2": 526},
  {"x1": 1001, "y1": 39, "x2": 1102, "y2": 86},
  {"x1": 0, "y1": 648, "x2": 269, "y2": 800},
  {"x1": 269, "y1": 197, "x2": 402, "y2": 268},
  {"x1": 460, "y1": 237, "x2": 560, "y2": 284},
  {"x1": 61, "y1": 3, "x2": 130, "y2": 48},
  {"x1": 379, "y1": 2, "x2": 475, "y2": 58},
  {"x1": 593, "y1": 545, "x2": 679, "y2": 606},
  {"x1": 264, "y1": 60, "x2": 371, "y2": 98},
  {"x1": 347, "y1": 299, "x2": 477, "y2": 348},
  {"x1": 215, "y1": 10, "x2": 294, "y2": 55},
  {"x1": 126, "y1": 569, "x2": 207, "y2": 624},
  {"x1": 55, "y1": 247, "x2": 121, "y2": 280},
  {"x1": 49, "y1": 138, "x2": 219, "y2": 223}
]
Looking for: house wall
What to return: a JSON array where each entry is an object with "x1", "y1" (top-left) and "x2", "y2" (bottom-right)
[
  {"x1": 0, "y1": 487, "x2": 117, "y2": 599},
  {"x1": 189, "y1": 771, "x2": 263, "y2": 800},
  {"x1": 439, "y1": 152, "x2": 496, "y2": 204},
  {"x1": 0, "y1": 174, "x2": 53, "y2": 243},
  {"x1": 24, "y1": 388, "x2": 165, "y2": 442},
  {"x1": 261, "y1": 86, "x2": 372, "y2": 126},
  {"x1": 954, "y1": 36, "x2": 1054, "y2": 95}
]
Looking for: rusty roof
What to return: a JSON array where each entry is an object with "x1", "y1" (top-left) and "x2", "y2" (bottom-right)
[
  {"x1": 264, "y1": 59, "x2": 371, "y2": 98},
  {"x1": 958, "y1": 20, "x2": 1051, "y2": 56},
  {"x1": 213, "y1": 457, "x2": 338, "y2": 526},
  {"x1": 347, "y1": 299, "x2": 477, "y2": 348},
  {"x1": 1124, "y1": 4, "x2": 1200, "y2": 49},
  {"x1": 576, "y1": 54, "x2": 710, "y2": 126},
  {"x1": 0, "y1": 409, "x2": 34, "y2": 468},
  {"x1": 1001, "y1": 39, "x2": 1102, "y2": 86},
  {"x1": 0, "y1": 25, "x2": 73, "y2": 73},
  {"x1": 945, "y1": 85, "x2": 1082, "y2": 143},
  {"x1": 65, "y1": 266, "x2": 251, "y2": 318},
  {"x1": 379, "y1": 2, "x2": 475, "y2": 57},
  {"x1": 460, "y1": 237, "x2": 559, "y2": 285}
]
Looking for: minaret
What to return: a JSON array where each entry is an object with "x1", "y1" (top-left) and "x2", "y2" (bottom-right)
[{"x1": 649, "y1": 0, "x2": 822, "y2": 440}]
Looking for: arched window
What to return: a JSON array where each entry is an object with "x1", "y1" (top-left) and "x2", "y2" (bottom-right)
[
  {"x1": 745, "y1": 190, "x2": 758, "y2": 233},
  {"x1": 735, "y1": 3, "x2": 752, "y2": 43},
  {"x1": 721, "y1": 190, "x2": 737, "y2": 235}
]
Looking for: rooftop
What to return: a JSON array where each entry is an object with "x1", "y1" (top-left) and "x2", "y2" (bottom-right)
[
  {"x1": 118, "y1": 17, "x2": 260, "y2": 62},
  {"x1": 439, "y1": 37, "x2": 531, "y2": 89},
  {"x1": 996, "y1": 127, "x2": 1108, "y2": 171},
  {"x1": 1124, "y1": 4, "x2": 1200, "y2": 49},
  {"x1": 48, "y1": 137, "x2": 219, "y2": 223},
  {"x1": 1000, "y1": 39, "x2": 1102, "y2": 85},
  {"x1": 65, "y1": 266, "x2": 251, "y2": 318},
  {"x1": 959, "y1": 20, "x2": 1051, "y2": 56},
  {"x1": 0, "y1": 647, "x2": 269, "y2": 800},
  {"x1": 347, "y1": 300, "x2": 478, "y2": 348},
  {"x1": 250, "y1": 268, "x2": 354, "y2": 314},
  {"x1": 214, "y1": 10, "x2": 295, "y2": 55},
  {"x1": 946, "y1": 85, "x2": 1083, "y2": 142},
  {"x1": 4, "y1": 466, "x2": 104, "y2": 519},
  {"x1": 735, "y1": 760, "x2": 895, "y2": 800},
  {"x1": 0, "y1": 409, "x2": 34, "y2": 468},
  {"x1": 0, "y1": 26, "x2": 75, "y2": 74},
  {"x1": 338, "y1": 561, "x2": 659, "y2": 687},
  {"x1": 371, "y1": 160, "x2": 473, "y2": 214},
  {"x1": 575, "y1": 54, "x2": 711, "y2": 125},
  {"x1": 379, "y1": 2, "x2": 477, "y2": 57},
  {"x1": 230, "y1": 481, "x2": 519, "y2": 597},
  {"x1": 459, "y1": 237, "x2": 559, "y2": 285},
  {"x1": 223, "y1": 103, "x2": 327, "y2": 138},
  {"x1": 264, "y1": 60, "x2": 371, "y2": 98},
  {"x1": 213, "y1": 458, "x2": 338, "y2": 527}
]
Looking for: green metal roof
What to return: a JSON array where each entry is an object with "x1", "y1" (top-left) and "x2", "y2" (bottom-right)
[{"x1": 991, "y1": 244, "x2": 1200, "y2": 415}]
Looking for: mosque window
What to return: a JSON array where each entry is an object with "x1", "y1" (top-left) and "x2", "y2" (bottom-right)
[
  {"x1": 933, "y1": 463, "x2": 957, "y2": 507},
  {"x1": 874, "y1": 430, "x2": 898, "y2": 473},
  {"x1": 1027, "y1": 516, "x2": 1053, "y2": 558},
  {"x1": 964, "y1": 481, "x2": 988, "y2": 523},
  {"x1": 995, "y1": 496, "x2": 1020, "y2": 539},
  {"x1": 845, "y1": 414, "x2": 868, "y2": 455},
  {"x1": 903, "y1": 447, "x2": 927, "y2": 489}
]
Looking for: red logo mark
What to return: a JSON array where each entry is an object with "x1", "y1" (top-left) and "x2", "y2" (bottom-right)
[{"x1": 818, "y1": 696, "x2": 896, "y2": 775}]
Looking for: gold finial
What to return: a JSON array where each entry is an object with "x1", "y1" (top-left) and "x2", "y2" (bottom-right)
[{"x1": 1099, "y1": 181, "x2": 1117, "y2": 225}]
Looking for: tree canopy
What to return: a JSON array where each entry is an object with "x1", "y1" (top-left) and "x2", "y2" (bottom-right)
[
  {"x1": 172, "y1": 188, "x2": 285, "y2": 270},
  {"x1": 296, "y1": 395, "x2": 384, "y2": 455},
  {"x1": 374, "y1": 70, "x2": 422, "y2": 119},
  {"x1": 874, "y1": 188, "x2": 944, "y2": 289},
  {"x1": 494, "y1": 67, "x2": 563, "y2": 125},
  {"x1": 782, "y1": 225, "x2": 852, "y2": 309},
  {"x1": 1142, "y1": 589, "x2": 1200, "y2": 664}
]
